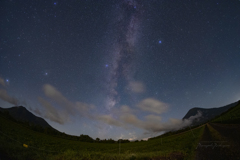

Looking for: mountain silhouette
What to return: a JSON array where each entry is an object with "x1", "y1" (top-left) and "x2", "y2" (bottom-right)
[
  {"x1": 0, "y1": 106, "x2": 52, "y2": 128},
  {"x1": 182, "y1": 101, "x2": 239, "y2": 126}
]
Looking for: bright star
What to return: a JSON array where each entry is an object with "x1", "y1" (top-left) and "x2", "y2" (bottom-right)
[
  {"x1": 159, "y1": 40, "x2": 162, "y2": 44},
  {"x1": 105, "y1": 64, "x2": 109, "y2": 67},
  {"x1": 6, "y1": 79, "x2": 9, "y2": 82},
  {"x1": 54, "y1": 2, "x2": 57, "y2": 5},
  {"x1": 45, "y1": 73, "x2": 48, "y2": 75}
]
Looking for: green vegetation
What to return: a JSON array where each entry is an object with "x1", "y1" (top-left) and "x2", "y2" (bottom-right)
[
  {"x1": 207, "y1": 124, "x2": 227, "y2": 142},
  {"x1": 1, "y1": 101, "x2": 240, "y2": 160},
  {"x1": 0, "y1": 110, "x2": 120, "y2": 143},
  {"x1": 0, "y1": 113, "x2": 205, "y2": 160},
  {"x1": 211, "y1": 101, "x2": 240, "y2": 124}
]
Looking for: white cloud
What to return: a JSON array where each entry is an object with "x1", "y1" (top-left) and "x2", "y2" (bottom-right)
[
  {"x1": 137, "y1": 98, "x2": 168, "y2": 114},
  {"x1": 188, "y1": 111, "x2": 202, "y2": 120},
  {"x1": 96, "y1": 115, "x2": 123, "y2": 127},
  {"x1": 38, "y1": 97, "x2": 67, "y2": 124},
  {"x1": 38, "y1": 84, "x2": 95, "y2": 124},
  {"x1": 95, "y1": 101, "x2": 201, "y2": 134},
  {"x1": 120, "y1": 113, "x2": 141, "y2": 126},
  {"x1": 0, "y1": 89, "x2": 18, "y2": 105},
  {"x1": 127, "y1": 81, "x2": 145, "y2": 93},
  {"x1": 120, "y1": 105, "x2": 133, "y2": 113},
  {"x1": 145, "y1": 115, "x2": 162, "y2": 122},
  {"x1": 43, "y1": 84, "x2": 74, "y2": 113},
  {"x1": 38, "y1": 84, "x2": 202, "y2": 135}
]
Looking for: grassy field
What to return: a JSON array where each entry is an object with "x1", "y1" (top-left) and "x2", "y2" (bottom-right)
[
  {"x1": 195, "y1": 123, "x2": 240, "y2": 159},
  {"x1": 211, "y1": 101, "x2": 240, "y2": 124},
  {"x1": 1, "y1": 102, "x2": 240, "y2": 160},
  {"x1": 0, "y1": 114, "x2": 206, "y2": 160}
]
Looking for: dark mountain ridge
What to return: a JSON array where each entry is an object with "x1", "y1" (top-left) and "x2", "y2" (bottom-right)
[
  {"x1": 0, "y1": 106, "x2": 52, "y2": 128},
  {"x1": 183, "y1": 101, "x2": 239, "y2": 126}
]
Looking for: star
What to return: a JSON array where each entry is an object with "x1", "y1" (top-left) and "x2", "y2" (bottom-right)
[{"x1": 1, "y1": 0, "x2": 239, "y2": 141}]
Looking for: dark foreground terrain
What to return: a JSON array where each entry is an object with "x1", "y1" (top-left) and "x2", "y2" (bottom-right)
[
  {"x1": 0, "y1": 101, "x2": 240, "y2": 160},
  {"x1": 195, "y1": 123, "x2": 240, "y2": 160}
]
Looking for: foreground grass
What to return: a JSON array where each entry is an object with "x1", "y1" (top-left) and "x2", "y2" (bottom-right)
[
  {"x1": 0, "y1": 115, "x2": 205, "y2": 160},
  {"x1": 212, "y1": 102, "x2": 240, "y2": 124},
  {"x1": 51, "y1": 125, "x2": 205, "y2": 160}
]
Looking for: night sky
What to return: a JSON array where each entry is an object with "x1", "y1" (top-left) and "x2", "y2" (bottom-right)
[{"x1": 1, "y1": 0, "x2": 240, "y2": 140}]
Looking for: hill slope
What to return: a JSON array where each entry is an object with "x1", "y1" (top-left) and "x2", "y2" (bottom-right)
[
  {"x1": 211, "y1": 100, "x2": 240, "y2": 123},
  {"x1": 0, "y1": 106, "x2": 52, "y2": 128},
  {"x1": 182, "y1": 101, "x2": 238, "y2": 126},
  {"x1": 1, "y1": 101, "x2": 240, "y2": 159},
  {"x1": 0, "y1": 113, "x2": 205, "y2": 160}
]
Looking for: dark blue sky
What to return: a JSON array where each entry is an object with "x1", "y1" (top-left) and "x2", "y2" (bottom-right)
[{"x1": 0, "y1": 0, "x2": 240, "y2": 140}]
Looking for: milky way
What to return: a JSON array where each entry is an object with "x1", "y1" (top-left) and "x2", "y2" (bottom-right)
[
  {"x1": 1, "y1": 0, "x2": 240, "y2": 139},
  {"x1": 105, "y1": 0, "x2": 143, "y2": 111}
]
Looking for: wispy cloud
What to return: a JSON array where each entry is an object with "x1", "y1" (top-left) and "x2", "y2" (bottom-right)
[
  {"x1": 96, "y1": 115, "x2": 123, "y2": 127},
  {"x1": 0, "y1": 80, "x2": 202, "y2": 135},
  {"x1": 127, "y1": 81, "x2": 145, "y2": 93},
  {"x1": 145, "y1": 114, "x2": 162, "y2": 122},
  {"x1": 0, "y1": 77, "x2": 6, "y2": 87},
  {"x1": 98, "y1": 110, "x2": 200, "y2": 133},
  {"x1": 0, "y1": 80, "x2": 200, "y2": 134},
  {"x1": 188, "y1": 111, "x2": 202, "y2": 121},
  {"x1": 94, "y1": 100, "x2": 202, "y2": 134},
  {"x1": 0, "y1": 77, "x2": 18, "y2": 105},
  {"x1": 0, "y1": 77, "x2": 26, "y2": 106},
  {"x1": 38, "y1": 97, "x2": 66, "y2": 124},
  {"x1": 137, "y1": 98, "x2": 168, "y2": 114},
  {"x1": 0, "y1": 89, "x2": 18, "y2": 105},
  {"x1": 38, "y1": 84, "x2": 94, "y2": 124}
]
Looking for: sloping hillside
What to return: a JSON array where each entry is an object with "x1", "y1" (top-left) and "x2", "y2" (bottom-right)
[
  {"x1": 0, "y1": 106, "x2": 51, "y2": 128},
  {"x1": 182, "y1": 101, "x2": 238, "y2": 126},
  {"x1": 211, "y1": 101, "x2": 240, "y2": 124}
]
